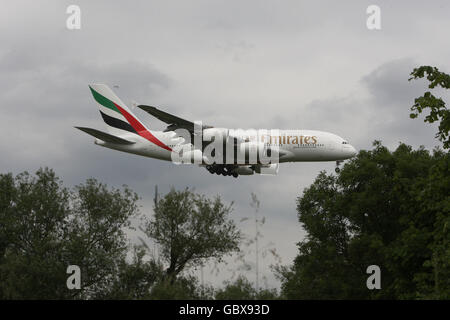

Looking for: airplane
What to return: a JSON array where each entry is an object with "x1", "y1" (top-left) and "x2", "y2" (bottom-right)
[{"x1": 76, "y1": 84, "x2": 357, "y2": 178}]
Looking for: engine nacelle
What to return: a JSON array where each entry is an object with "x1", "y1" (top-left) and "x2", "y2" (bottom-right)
[
  {"x1": 253, "y1": 163, "x2": 279, "y2": 175},
  {"x1": 237, "y1": 142, "x2": 280, "y2": 164},
  {"x1": 239, "y1": 141, "x2": 265, "y2": 156},
  {"x1": 233, "y1": 166, "x2": 254, "y2": 175},
  {"x1": 174, "y1": 147, "x2": 206, "y2": 164}
]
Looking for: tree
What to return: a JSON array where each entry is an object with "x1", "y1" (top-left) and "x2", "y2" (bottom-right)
[
  {"x1": 145, "y1": 188, "x2": 241, "y2": 281},
  {"x1": 99, "y1": 245, "x2": 215, "y2": 300},
  {"x1": 0, "y1": 169, "x2": 70, "y2": 299},
  {"x1": 409, "y1": 66, "x2": 450, "y2": 148},
  {"x1": 0, "y1": 168, "x2": 139, "y2": 299},
  {"x1": 215, "y1": 276, "x2": 278, "y2": 300},
  {"x1": 149, "y1": 274, "x2": 214, "y2": 300},
  {"x1": 64, "y1": 177, "x2": 139, "y2": 298},
  {"x1": 0, "y1": 171, "x2": 244, "y2": 299},
  {"x1": 278, "y1": 142, "x2": 449, "y2": 299}
]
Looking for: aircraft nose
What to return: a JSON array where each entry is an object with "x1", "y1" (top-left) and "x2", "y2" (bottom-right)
[
  {"x1": 348, "y1": 145, "x2": 357, "y2": 157},
  {"x1": 342, "y1": 144, "x2": 357, "y2": 158}
]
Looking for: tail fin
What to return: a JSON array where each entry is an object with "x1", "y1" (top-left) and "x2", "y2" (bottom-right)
[{"x1": 89, "y1": 84, "x2": 146, "y2": 136}]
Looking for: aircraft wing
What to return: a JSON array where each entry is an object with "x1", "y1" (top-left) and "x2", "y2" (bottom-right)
[
  {"x1": 137, "y1": 105, "x2": 245, "y2": 146},
  {"x1": 136, "y1": 105, "x2": 213, "y2": 133}
]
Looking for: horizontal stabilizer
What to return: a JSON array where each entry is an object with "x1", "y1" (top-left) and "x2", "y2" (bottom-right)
[{"x1": 75, "y1": 127, "x2": 135, "y2": 145}]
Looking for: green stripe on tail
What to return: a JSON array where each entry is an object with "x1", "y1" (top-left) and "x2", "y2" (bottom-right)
[{"x1": 89, "y1": 86, "x2": 120, "y2": 113}]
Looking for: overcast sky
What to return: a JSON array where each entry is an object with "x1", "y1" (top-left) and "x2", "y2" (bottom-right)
[{"x1": 1, "y1": 0, "x2": 449, "y2": 289}]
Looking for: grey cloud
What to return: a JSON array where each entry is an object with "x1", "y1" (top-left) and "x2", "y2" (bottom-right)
[
  {"x1": 361, "y1": 58, "x2": 444, "y2": 149},
  {"x1": 288, "y1": 58, "x2": 444, "y2": 152},
  {"x1": 362, "y1": 58, "x2": 422, "y2": 107}
]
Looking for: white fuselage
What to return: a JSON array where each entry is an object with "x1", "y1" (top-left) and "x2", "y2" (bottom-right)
[{"x1": 94, "y1": 129, "x2": 357, "y2": 164}]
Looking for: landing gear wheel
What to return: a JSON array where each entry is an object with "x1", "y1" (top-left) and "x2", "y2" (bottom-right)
[
  {"x1": 232, "y1": 173, "x2": 238, "y2": 178},
  {"x1": 335, "y1": 160, "x2": 343, "y2": 174}
]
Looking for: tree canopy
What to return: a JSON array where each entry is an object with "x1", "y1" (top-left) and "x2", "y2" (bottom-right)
[
  {"x1": 409, "y1": 66, "x2": 450, "y2": 148},
  {"x1": 0, "y1": 168, "x2": 139, "y2": 299},
  {"x1": 0, "y1": 173, "x2": 243, "y2": 299},
  {"x1": 145, "y1": 188, "x2": 241, "y2": 280},
  {"x1": 215, "y1": 276, "x2": 278, "y2": 300},
  {"x1": 278, "y1": 142, "x2": 449, "y2": 299}
]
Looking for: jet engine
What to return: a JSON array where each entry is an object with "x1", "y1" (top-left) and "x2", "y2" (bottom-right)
[
  {"x1": 176, "y1": 148, "x2": 205, "y2": 164},
  {"x1": 253, "y1": 163, "x2": 279, "y2": 175},
  {"x1": 233, "y1": 166, "x2": 254, "y2": 175},
  {"x1": 238, "y1": 142, "x2": 280, "y2": 164}
]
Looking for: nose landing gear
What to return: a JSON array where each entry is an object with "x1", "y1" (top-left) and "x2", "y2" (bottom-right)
[{"x1": 335, "y1": 160, "x2": 343, "y2": 173}]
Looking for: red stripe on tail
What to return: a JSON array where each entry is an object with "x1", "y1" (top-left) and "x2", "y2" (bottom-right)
[{"x1": 114, "y1": 103, "x2": 172, "y2": 152}]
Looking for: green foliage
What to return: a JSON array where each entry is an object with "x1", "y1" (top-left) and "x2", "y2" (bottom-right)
[
  {"x1": 150, "y1": 275, "x2": 214, "y2": 300},
  {"x1": 409, "y1": 66, "x2": 450, "y2": 148},
  {"x1": 278, "y1": 65, "x2": 449, "y2": 300},
  {"x1": 95, "y1": 246, "x2": 163, "y2": 299},
  {"x1": 146, "y1": 188, "x2": 241, "y2": 280},
  {"x1": 279, "y1": 142, "x2": 449, "y2": 299},
  {"x1": 0, "y1": 169, "x2": 70, "y2": 299},
  {"x1": 66, "y1": 177, "x2": 139, "y2": 298},
  {"x1": 215, "y1": 276, "x2": 278, "y2": 300},
  {"x1": 0, "y1": 171, "x2": 246, "y2": 300},
  {"x1": 0, "y1": 168, "x2": 139, "y2": 299}
]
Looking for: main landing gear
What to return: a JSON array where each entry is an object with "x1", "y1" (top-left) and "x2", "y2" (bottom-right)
[
  {"x1": 206, "y1": 164, "x2": 239, "y2": 178},
  {"x1": 335, "y1": 160, "x2": 344, "y2": 173}
]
